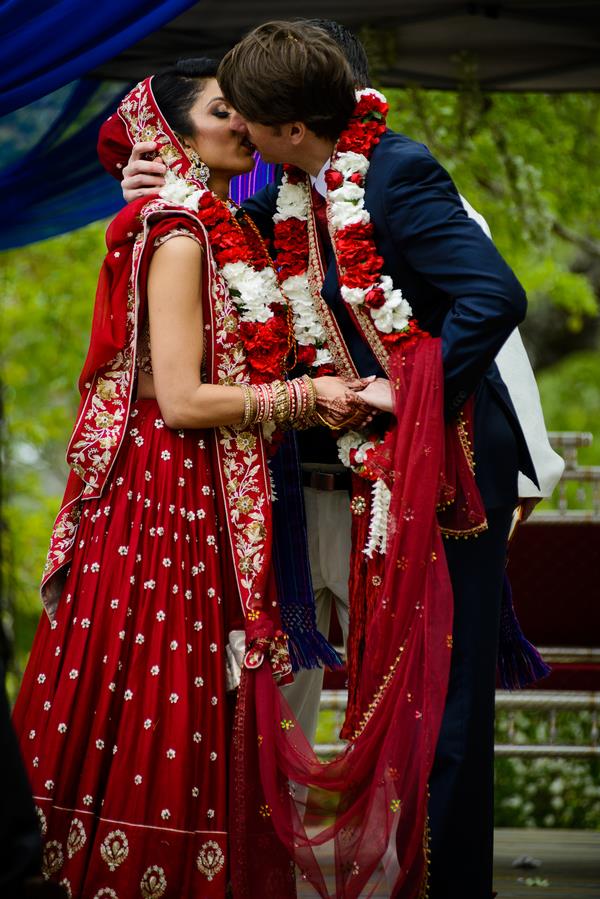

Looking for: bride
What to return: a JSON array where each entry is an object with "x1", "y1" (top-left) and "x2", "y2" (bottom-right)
[{"x1": 12, "y1": 60, "x2": 364, "y2": 898}]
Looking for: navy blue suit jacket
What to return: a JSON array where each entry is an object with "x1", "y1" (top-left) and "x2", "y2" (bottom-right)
[{"x1": 243, "y1": 130, "x2": 538, "y2": 508}]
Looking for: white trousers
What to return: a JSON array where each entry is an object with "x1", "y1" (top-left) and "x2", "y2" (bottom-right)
[{"x1": 280, "y1": 486, "x2": 351, "y2": 745}]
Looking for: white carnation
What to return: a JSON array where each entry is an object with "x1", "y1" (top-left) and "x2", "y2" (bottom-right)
[
  {"x1": 335, "y1": 152, "x2": 370, "y2": 179},
  {"x1": 378, "y1": 274, "x2": 395, "y2": 298},
  {"x1": 274, "y1": 181, "x2": 309, "y2": 222},
  {"x1": 329, "y1": 203, "x2": 370, "y2": 231},
  {"x1": 336, "y1": 431, "x2": 366, "y2": 468},
  {"x1": 328, "y1": 181, "x2": 364, "y2": 204},
  {"x1": 282, "y1": 274, "x2": 327, "y2": 344},
  {"x1": 370, "y1": 293, "x2": 412, "y2": 334},
  {"x1": 281, "y1": 274, "x2": 311, "y2": 304},
  {"x1": 159, "y1": 171, "x2": 205, "y2": 211},
  {"x1": 369, "y1": 303, "x2": 394, "y2": 333},
  {"x1": 181, "y1": 190, "x2": 202, "y2": 212},
  {"x1": 221, "y1": 263, "x2": 278, "y2": 323},
  {"x1": 341, "y1": 285, "x2": 367, "y2": 307},
  {"x1": 314, "y1": 348, "x2": 333, "y2": 366}
]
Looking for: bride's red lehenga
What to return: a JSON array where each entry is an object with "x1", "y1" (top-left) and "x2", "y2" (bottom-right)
[{"x1": 13, "y1": 400, "x2": 230, "y2": 897}]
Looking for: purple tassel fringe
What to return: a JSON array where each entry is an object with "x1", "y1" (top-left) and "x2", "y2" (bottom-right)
[{"x1": 497, "y1": 572, "x2": 551, "y2": 690}]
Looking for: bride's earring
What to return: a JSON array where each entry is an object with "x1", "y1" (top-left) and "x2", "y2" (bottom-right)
[{"x1": 187, "y1": 148, "x2": 210, "y2": 183}]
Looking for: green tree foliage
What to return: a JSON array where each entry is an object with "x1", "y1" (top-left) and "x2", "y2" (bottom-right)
[
  {"x1": 384, "y1": 86, "x2": 600, "y2": 368},
  {"x1": 1, "y1": 224, "x2": 106, "y2": 680}
]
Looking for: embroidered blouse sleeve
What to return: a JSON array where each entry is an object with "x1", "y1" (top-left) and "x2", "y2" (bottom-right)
[{"x1": 153, "y1": 227, "x2": 204, "y2": 250}]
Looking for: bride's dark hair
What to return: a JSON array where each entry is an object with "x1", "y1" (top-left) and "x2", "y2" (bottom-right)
[{"x1": 152, "y1": 58, "x2": 220, "y2": 137}]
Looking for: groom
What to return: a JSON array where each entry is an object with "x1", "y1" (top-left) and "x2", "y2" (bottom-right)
[{"x1": 214, "y1": 22, "x2": 533, "y2": 899}]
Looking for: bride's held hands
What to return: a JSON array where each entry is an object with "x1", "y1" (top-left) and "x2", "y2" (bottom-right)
[{"x1": 312, "y1": 375, "x2": 375, "y2": 429}]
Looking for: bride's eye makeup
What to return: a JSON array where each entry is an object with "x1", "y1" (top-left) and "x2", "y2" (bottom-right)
[{"x1": 207, "y1": 97, "x2": 231, "y2": 119}]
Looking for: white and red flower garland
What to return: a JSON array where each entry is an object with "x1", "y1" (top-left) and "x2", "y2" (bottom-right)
[
  {"x1": 272, "y1": 171, "x2": 335, "y2": 374},
  {"x1": 273, "y1": 88, "x2": 426, "y2": 377},
  {"x1": 337, "y1": 430, "x2": 391, "y2": 557},
  {"x1": 274, "y1": 88, "x2": 432, "y2": 553},
  {"x1": 160, "y1": 171, "x2": 292, "y2": 384}
]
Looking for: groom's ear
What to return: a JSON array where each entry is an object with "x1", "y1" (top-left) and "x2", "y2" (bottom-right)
[{"x1": 288, "y1": 122, "x2": 307, "y2": 146}]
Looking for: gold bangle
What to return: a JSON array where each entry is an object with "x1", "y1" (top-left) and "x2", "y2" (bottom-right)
[
  {"x1": 301, "y1": 374, "x2": 317, "y2": 416},
  {"x1": 239, "y1": 384, "x2": 253, "y2": 430},
  {"x1": 272, "y1": 380, "x2": 290, "y2": 424}
]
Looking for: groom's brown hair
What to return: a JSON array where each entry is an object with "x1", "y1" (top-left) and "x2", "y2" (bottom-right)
[{"x1": 218, "y1": 21, "x2": 356, "y2": 141}]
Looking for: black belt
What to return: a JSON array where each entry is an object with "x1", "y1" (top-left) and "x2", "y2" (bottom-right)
[{"x1": 301, "y1": 470, "x2": 352, "y2": 492}]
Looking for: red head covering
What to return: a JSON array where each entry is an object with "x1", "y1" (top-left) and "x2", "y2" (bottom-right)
[
  {"x1": 97, "y1": 111, "x2": 131, "y2": 181},
  {"x1": 97, "y1": 76, "x2": 197, "y2": 182}
]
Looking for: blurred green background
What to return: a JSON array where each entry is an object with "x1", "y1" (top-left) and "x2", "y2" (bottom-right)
[{"x1": 1, "y1": 84, "x2": 599, "y2": 827}]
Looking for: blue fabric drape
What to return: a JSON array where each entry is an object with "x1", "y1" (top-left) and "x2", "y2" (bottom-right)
[
  {"x1": 0, "y1": 0, "x2": 278, "y2": 249},
  {"x1": 0, "y1": 0, "x2": 197, "y2": 116},
  {"x1": 0, "y1": 79, "x2": 130, "y2": 250},
  {"x1": 0, "y1": 69, "x2": 276, "y2": 251}
]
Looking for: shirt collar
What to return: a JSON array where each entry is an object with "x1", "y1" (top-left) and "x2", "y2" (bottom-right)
[{"x1": 309, "y1": 159, "x2": 331, "y2": 197}]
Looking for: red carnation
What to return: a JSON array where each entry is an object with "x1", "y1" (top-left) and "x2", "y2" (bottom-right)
[
  {"x1": 364, "y1": 287, "x2": 386, "y2": 309},
  {"x1": 283, "y1": 165, "x2": 304, "y2": 185},
  {"x1": 297, "y1": 344, "x2": 317, "y2": 367},
  {"x1": 241, "y1": 314, "x2": 289, "y2": 381},
  {"x1": 278, "y1": 259, "x2": 308, "y2": 280},
  {"x1": 338, "y1": 222, "x2": 374, "y2": 243},
  {"x1": 324, "y1": 169, "x2": 344, "y2": 191},
  {"x1": 349, "y1": 173, "x2": 363, "y2": 186},
  {"x1": 314, "y1": 363, "x2": 336, "y2": 377}
]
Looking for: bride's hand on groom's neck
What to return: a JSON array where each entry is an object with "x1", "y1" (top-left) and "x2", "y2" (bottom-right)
[{"x1": 122, "y1": 141, "x2": 167, "y2": 203}]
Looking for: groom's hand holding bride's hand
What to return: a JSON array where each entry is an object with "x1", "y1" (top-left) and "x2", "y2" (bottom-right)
[
  {"x1": 122, "y1": 142, "x2": 166, "y2": 201},
  {"x1": 312, "y1": 376, "x2": 374, "y2": 430},
  {"x1": 354, "y1": 377, "x2": 394, "y2": 414}
]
